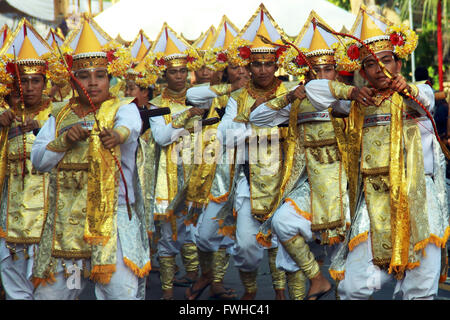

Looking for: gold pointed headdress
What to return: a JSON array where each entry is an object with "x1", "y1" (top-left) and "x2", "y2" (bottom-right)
[
  {"x1": 46, "y1": 28, "x2": 65, "y2": 51},
  {"x1": 239, "y1": 3, "x2": 287, "y2": 62},
  {"x1": 193, "y1": 25, "x2": 216, "y2": 54},
  {"x1": 0, "y1": 24, "x2": 10, "y2": 50},
  {"x1": 350, "y1": 5, "x2": 418, "y2": 62},
  {"x1": 187, "y1": 25, "x2": 217, "y2": 71},
  {"x1": 294, "y1": 11, "x2": 339, "y2": 66},
  {"x1": 0, "y1": 18, "x2": 53, "y2": 76},
  {"x1": 129, "y1": 29, "x2": 152, "y2": 63},
  {"x1": 151, "y1": 23, "x2": 190, "y2": 69},
  {"x1": 66, "y1": 15, "x2": 112, "y2": 72},
  {"x1": 206, "y1": 15, "x2": 240, "y2": 71},
  {"x1": 122, "y1": 29, "x2": 158, "y2": 87}
]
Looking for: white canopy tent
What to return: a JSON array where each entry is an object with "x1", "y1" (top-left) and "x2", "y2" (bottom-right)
[{"x1": 94, "y1": 0, "x2": 356, "y2": 42}]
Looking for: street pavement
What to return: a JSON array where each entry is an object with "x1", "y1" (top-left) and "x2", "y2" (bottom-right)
[{"x1": 79, "y1": 246, "x2": 450, "y2": 300}]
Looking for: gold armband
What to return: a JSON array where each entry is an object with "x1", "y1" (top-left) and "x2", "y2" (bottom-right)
[
  {"x1": 46, "y1": 131, "x2": 72, "y2": 153},
  {"x1": 172, "y1": 109, "x2": 191, "y2": 129},
  {"x1": 113, "y1": 126, "x2": 130, "y2": 144},
  {"x1": 266, "y1": 94, "x2": 290, "y2": 111},
  {"x1": 408, "y1": 84, "x2": 419, "y2": 98},
  {"x1": 209, "y1": 84, "x2": 232, "y2": 96},
  {"x1": 328, "y1": 80, "x2": 355, "y2": 100}
]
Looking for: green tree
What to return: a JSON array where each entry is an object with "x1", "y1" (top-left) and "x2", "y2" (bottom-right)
[{"x1": 326, "y1": 0, "x2": 352, "y2": 11}]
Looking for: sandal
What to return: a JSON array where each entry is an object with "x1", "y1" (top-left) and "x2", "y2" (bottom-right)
[
  {"x1": 305, "y1": 284, "x2": 335, "y2": 300},
  {"x1": 209, "y1": 290, "x2": 238, "y2": 300},
  {"x1": 173, "y1": 275, "x2": 196, "y2": 287},
  {"x1": 185, "y1": 282, "x2": 210, "y2": 300}
]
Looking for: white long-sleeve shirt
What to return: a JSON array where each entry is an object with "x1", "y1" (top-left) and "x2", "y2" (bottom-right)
[
  {"x1": 407, "y1": 84, "x2": 436, "y2": 175},
  {"x1": 148, "y1": 105, "x2": 191, "y2": 147},
  {"x1": 31, "y1": 102, "x2": 142, "y2": 204},
  {"x1": 249, "y1": 79, "x2": 351, "y2": 127}
]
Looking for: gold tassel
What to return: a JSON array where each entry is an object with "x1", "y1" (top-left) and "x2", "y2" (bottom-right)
[
  {"x1": 23, "y1": 245, "x2": 29, "y2": 260},
  {"x1": 82, "y1": 259, "x2": 90, "y2": 279},
  {"x1": 7, "y1": 244, "x2": 18, "y2": 261},
  {"x1": 62, "y1": 260, "x2": 70, "y2": 279}
]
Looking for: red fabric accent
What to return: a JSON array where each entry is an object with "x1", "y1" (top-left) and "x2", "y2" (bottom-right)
[{"x1": 339, "y1": 70, "x2": 354, "y2": 76}]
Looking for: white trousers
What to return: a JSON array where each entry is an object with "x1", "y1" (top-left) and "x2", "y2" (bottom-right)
[
  {"x1": 233, "y1": 177, "x2": 277, "y2": 272},
  {"x1": 34, "y1": 235, "x2": 144, "y2": 300},
  {"x1": 196, "y1": 200, "x2": 235, "y2": 253},
  {"x1": 338, "y1": 235, "x2": 441, "y2": 300},
  {"x1": 272, "y1": 200, "x2": 339, "y2": 272},
  {"x1": 0, "y1": 240, "x2": 36, "y2": 300}
]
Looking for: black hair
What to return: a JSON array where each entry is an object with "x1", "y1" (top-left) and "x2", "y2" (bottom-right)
[
  {"x1": 221, "y1": 68, "x2": 229, "y2": 83},
  {"x1": 415, "y1": 66, "x2": 430, "y2": 82},
  {"x1": 139, "y1": 85, "x2": 154, "y2": 100}
]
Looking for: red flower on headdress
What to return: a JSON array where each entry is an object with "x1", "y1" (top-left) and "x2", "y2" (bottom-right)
[
  {"x1": 293, "y1": 54, "x2": 306, "y2": 67},
  {"x1": 238, "y1": 46, "x2": 251, "y2": 59},
  {"x1": 217, "y1": 52, "x2": 228, "y2": 63},
  {"x1": 390, "y1": 33, "x2": 404, "y2": 46},
  {"x1": 6, "y1": 62, "x2": 16, "y2": 75},
  {"x1": 138, "y1": 73, "x2": 144, "y2": 78},
  {"x1": 64, "y1": 54, "x2": 73, "y2": 70},
  {"x1": 276, "y1": 46, "x2": 287, "y2": 59},
  {"x1": 347, "y1": 44, "x2": 360, "y2": 60},
  {"x1": 155, "y1": 57, "x2": 165, "y2": 67},
  {"x1": 106, "y1": 50, "x2": 117, "y2": 63},
  {"x1": 186, "y1": 56, "x2": 196, "y2": 63}
]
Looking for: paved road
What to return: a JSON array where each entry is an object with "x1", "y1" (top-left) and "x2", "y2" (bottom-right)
[{"x1": 79, "y1": 246, "x2": 450, "y2": 301}]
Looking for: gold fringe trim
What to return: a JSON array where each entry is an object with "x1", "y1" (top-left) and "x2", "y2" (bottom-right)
[
  {"x1": 90, "y1": 264, "x2": 116, "y2": 285},
  {"x1": 32, "y1": 273, "x2": 57, "y2": 288},
  {"x1": 208, "y1": 192, "x2": 229, "y2": 204},
  {"x1": 218, "y1": 226, "x2": 236, "y2": 239},
  {"x1": 57, "y1": 163, "x2": 89, "y2": 171},
  {"x1": 311, "y1": 220, "x2": 345, "y2": 232},
  {"x1": 328, "y1": 236, "x2": 343, "y2": 246},
  {"x1": 83, "y1": 235, "x2": 110, "y2": 246},
  {"x1": 303, "y1": 138, "x2": 337, "y2": 148},
  {"x1": 329, "y1": 269, "x2": 345, "y2": 281},
  {"x1": 413, "y1": 228, "x2": 450, "y2": 253},
  {"x1": 348, "y1": 231, "x2": 369, "y2": 252},
  {"x1": 361, "y1": 166, "x2": 390, "y2": 176},
  {"x1": 285, "y1": 198, "x2": 312, "y2": 221},
  {"x1": 153, "y1": 213, "x2": 170, "y2": 222},
  {"x1": 123, "y1": 257, "x2": 152, "y2": 278},
  {"x1": 256, "y1": 231, "x2": 272, "y2": 248}
]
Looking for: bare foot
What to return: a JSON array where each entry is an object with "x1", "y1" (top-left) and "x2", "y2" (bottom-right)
[
  {"x1": 306, "y1": 272, "x2": 332, "y2": 300},
  {"x1": 274, "y1": 289, "x2": 286, "y2": 300},
  {"x1": 210, "y1": 282, "x2": 237, "y2": 300},
  {"x1": 241, "y1": 292, "x2": 257, "y2": 300},
  {"x1": 185, "y1": 274, "x2": 211, "y2": 300},
  {"x1": 161, "y1": 288, "x2": 174, "y2": 300}
]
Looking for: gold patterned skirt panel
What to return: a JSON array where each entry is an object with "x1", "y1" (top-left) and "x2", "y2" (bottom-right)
[
  {"x1": 361, "y1": 119, "x2": 428, "y2": 268},
  {"x1": 52, "y1": 168, "x2": 91, "y2": 258},
  {"x1": 301, "y1": 122, "x2": 346, "y2": 240},
  {"x1": 5, "y1": 132, "x2": 48, "y2": 243},
  {"x1": 248, "y1": 125, "x2": 284, "y2": 221}
]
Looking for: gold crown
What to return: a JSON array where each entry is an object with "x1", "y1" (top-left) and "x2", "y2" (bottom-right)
[
  {"x1": 353, "y1": 7, "x2": 394, "y2": 62},
  {"x1": 70, "y1": 16, "x2": 112, "y2": 72}
]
